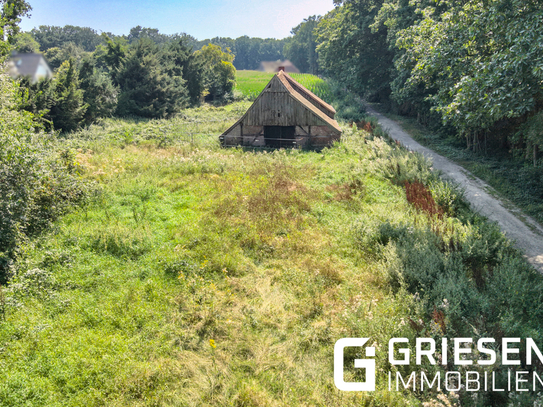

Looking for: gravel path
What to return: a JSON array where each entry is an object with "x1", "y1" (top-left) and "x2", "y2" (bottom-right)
[{"x1": 367, "y1": 107, "x2": 543, "y2": 273}]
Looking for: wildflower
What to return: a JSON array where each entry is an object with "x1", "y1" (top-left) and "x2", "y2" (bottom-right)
[{"x1": 209, "y1": 339, "x2": 216, "y2": 349}]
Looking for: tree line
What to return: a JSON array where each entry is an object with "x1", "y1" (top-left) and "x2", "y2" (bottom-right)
[
  {"x1": 7, "y1": 22, "x2": 327, "y2": 132},
  {"x1": 281, "y1": 1, "x2": 543, "y2": 166},
  {"x1": 8, "y1": 25, "x2": 238, "y2": 132}
]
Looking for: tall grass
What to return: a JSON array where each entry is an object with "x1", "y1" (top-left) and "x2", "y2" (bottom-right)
[{"x1": 0, "y1": 100, "x2": 541, "y2": 406}]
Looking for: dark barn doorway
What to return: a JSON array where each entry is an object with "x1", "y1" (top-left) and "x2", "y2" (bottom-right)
[{"x1": 264, "y1": 126, "x2": 296, "y2": 148}]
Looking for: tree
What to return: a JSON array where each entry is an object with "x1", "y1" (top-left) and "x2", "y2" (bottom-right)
[
  {"x1": 284, "y1": 16, "x2": 320, "y2": 74},
  {"x1": 43, "y1": 42, "x2": 87, "y2": 71},
  {"x1": 11, "y1": 31, "x2": 39, "y2": 53},
  {"x1": 30, "y1": 25, "x2": 103, "y2": 52},
  {"x1": 47, "y1": 58, "x2": 87, "y2": 132},
  {"x1": 127, "y1": 26, "x2": 171, "y2": 45},
  {"x1": 393, "y1": 0, "x2": 543, "y2": 147},
  {"x1": 317, "y1": 1, "x2": 394, "y2": 99},
  {"x1": 78, "y1": 57, "x2": 118, "y2": 124},
  {"x1": 116, "y1": 39, "x2": 188, "y2": 118},
  {"x1": 194, "y1": 36, "x2": 286, "y2": 70},
  {"x1": 196, "y1": 44, "x2": 236, "y2": 101},
  {"x1": 0, "y1": 0, "x2": 31, "y2": 55},
  {"x1": 94, "y1": 34, "x2": 127, "y2": 85},
  {"x1": 17, "y1": 75, "x2": 55, "y2": 130},
  {"x1": 160, "y1": 38, "x2": 205, "y2": 106}
]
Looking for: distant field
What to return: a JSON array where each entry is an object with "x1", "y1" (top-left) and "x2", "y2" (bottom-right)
[
  {"x1": 235, "y1": 70, "x2": 333, "y2": 101},
  {"x1": 235, "y1": 70, "x2": 274, "y2": 99}
]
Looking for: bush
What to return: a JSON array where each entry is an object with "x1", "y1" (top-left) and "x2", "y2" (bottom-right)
[{"x1": 0, "y1": 68, "x2": 88, "y2": 280}]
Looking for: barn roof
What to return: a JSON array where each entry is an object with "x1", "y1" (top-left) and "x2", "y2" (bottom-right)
[
  {"x1": 224, "y1": 71, "x2": 341, "y2": 135},
  {"x1": 279, "y1": 71, "x2": 336, "y2": 118}
]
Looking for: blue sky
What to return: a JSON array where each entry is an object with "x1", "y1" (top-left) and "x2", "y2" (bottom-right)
[{"x1": 19, "y1": 0, "x2": 336, "y2": 40}]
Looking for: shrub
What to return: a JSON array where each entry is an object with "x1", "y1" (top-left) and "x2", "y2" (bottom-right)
[{"x1": 0, "y1": 68, "x2": 88, "y2": 280}]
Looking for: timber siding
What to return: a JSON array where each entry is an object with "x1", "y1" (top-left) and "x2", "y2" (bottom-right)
[{"x1": 221, "y1": 71, "x2": 341, "y2": 149}]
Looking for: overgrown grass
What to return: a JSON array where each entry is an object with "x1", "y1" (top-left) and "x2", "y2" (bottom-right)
[
  {"x1": 374, "y1": 108, "x2": 543, "y2": 225},
  {"x1": 1, "y1": 101, "x2": 542, "y2": 406}
]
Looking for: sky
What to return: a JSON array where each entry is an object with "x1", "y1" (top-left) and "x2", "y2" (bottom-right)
[{"x1": 19, "y1": 0, "x2": 337, "y2": 40}]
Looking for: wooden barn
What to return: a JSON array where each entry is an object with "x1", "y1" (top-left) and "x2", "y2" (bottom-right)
[{"x1": 220, "y1": 70, "x2": 341, "y2": 149}]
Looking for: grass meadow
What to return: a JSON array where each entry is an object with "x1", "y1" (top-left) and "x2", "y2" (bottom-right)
[{"x1": 2, "y1": 96, "x2": 543, "y2": 406}]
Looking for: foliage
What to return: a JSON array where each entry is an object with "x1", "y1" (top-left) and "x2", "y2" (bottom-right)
[
  {"x1": 0, "y1": 0, "x2": 31, "y2": 55},
  {"x1": 116, "y1": 39, "x2": 188, "y2": 118},
  {"x1": 316, "y1": 0, "x2": 543, "y2": 164},
  {"x1": 78, "y1": 57, "x2": 118, "y2": 124},
  {"x1": 394, "y1": 1, "x2": 543, "y2": 136},
  {"x1": 10, "y1": 31, "x2": 40, "y2": 53},
  {"x1": 126, "y1": 25, "x2": 181, "y2": 45},
  {"x1": 284, "y1": 16, "x2": 320, "y2": 75},
  {"x1": 47, "y1": 58, "x2": 87, "y2": 132},
  {"x1": 160, "y1": 38, "x2": 205, "y2": 106},
  {"x1": 93, "y1": 34, "x2": 127, "y2": 84},
  {"x1": 196, "y1": 36, "x2": 287, "y2": 71},
  {"x1": 30, "y1": 25, "x2": 104, "y2": 52},
  {"x1": 196, "y1": 44, "x2": 236, "y2": 101},
  {"x1": 317, "y1": 0, "x2": 394, "y2": 101},
  {"x1": 0, "y1": 68, "x2": 87, "y2": 279},
  {"x1": 43, "y1": 42, "x2": 88, "y2": 71},
  {"x1": 17, "y1": 75, "x2": 55, "y2": 129}
]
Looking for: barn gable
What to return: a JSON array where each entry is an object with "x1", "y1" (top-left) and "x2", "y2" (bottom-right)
[{"x1": 221, "y1": 71, "x2": 341, "y2": 149}]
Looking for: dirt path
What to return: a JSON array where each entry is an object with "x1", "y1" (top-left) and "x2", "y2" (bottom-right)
[{"x1": 367, "y1": 107, "x2": 543, "y2": 273}]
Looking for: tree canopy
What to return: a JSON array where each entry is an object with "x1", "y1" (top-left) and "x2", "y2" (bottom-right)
[{"x1": 316, "y1": 0, "x2": 543, "y2": 158}]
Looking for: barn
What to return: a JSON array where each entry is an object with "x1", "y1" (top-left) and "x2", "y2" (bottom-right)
[{"x1": 220, "y1": 70, "x2": 341, "y2": 149}]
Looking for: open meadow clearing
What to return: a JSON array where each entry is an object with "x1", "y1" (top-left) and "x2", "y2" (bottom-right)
[
  {"x1": 2, "y1": 98, "x2": 543, "y2": 406},
  {"x1": 2, "y1": 0, "x2": 543, "y2": 404}
]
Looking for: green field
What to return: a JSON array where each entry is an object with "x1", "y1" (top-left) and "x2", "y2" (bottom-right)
[
  {"x1": 235, "y1": 70, "x2": 333, "y2": 101},
  {"x1": 2, "y1": 85, "x2": 543, "y2": 405}
]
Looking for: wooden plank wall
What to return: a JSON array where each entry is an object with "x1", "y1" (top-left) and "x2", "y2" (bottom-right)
[{"x1": 244, "y1": 92, "x2": 327, "y2": 127}]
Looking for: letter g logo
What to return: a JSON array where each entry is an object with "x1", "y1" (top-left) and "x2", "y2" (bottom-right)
[{"x1": 334, "y1": 338, "x2": 376, "y2": 391}]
